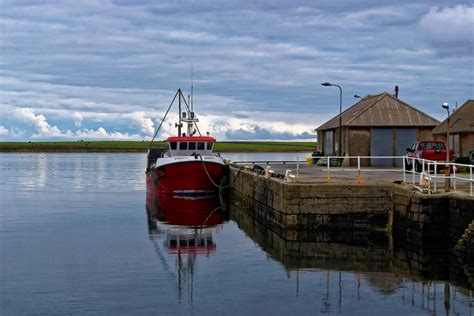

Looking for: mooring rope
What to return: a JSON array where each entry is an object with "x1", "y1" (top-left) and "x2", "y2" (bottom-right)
[
  {"x1": 202, "y1": 206, "x2": 225, "y2": 226},
  {"x1": 197, "y1": 154, "x2": 241, "y2": 189}
]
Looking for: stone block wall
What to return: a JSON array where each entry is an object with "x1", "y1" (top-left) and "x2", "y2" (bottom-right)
[
  {"x1": 454, "y1": 221, "x2": 474, "y2": 288},
  {"x1": 230, "y1": 167, "x2": 391, "y2": 231},
  {"x1": 392, "y1": 187, "x2": 474, "y2": 247},
  {"x1": 230, "y1": 166, "x2": 474, "y2": 248}
]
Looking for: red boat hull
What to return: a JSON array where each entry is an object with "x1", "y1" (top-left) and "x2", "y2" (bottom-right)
[
  {"x1": 146, "y1": 160, "x2": 225, "y2": 195},
  {"x1": 146, "y1": 193, "x2": 224, "y2": 227}
]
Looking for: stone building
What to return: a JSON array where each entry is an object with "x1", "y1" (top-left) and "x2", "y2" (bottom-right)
[
  {"x1": 432, "y1": 99, "x2": 474, "y2": 158},
  {"x1": 316, "y1": 92, "x2": 439, "y2": 166}
]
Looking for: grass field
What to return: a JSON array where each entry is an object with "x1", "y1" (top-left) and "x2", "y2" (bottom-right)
[{"x1": 0, "y1": 141, "x2": 317, "y2": 152}]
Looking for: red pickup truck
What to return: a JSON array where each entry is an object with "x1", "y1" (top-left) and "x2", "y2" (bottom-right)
[{"x1": 405, "y1": 141, "x2": 454, "y2": 172}]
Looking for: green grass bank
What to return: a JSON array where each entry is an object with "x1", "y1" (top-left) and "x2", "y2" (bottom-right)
[{"x1": 0, "y1": 141, "x2": 317, "y2": 153}]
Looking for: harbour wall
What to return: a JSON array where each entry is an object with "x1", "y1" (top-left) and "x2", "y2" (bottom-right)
[{"x1": 229, "y1": 166, "x2": 474, "y2": 257}]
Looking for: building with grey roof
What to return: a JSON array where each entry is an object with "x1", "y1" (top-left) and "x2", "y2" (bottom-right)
[
  {"x1": 433, "y1": 99, "x2": 474, "y2": 158},
  {"x1": 316, "y1": 92, "x2": 439, "y2": 166}
]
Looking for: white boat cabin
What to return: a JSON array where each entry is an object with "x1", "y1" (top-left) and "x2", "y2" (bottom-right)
[{"x1": 167, "y1": 136, "x2": 216, "y2": 156}]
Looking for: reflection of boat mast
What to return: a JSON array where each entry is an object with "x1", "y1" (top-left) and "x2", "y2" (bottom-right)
[
  {"x1": 147, "y1": 233, "x2": 182, "y2": 299},
  {"x1": 146, "y1": 193, "x2": 226, "y2": 303}
]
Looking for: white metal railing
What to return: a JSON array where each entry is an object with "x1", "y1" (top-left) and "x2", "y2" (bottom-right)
[{"x1": 234, "y1": 155, "x2": 474, "y2": 196}]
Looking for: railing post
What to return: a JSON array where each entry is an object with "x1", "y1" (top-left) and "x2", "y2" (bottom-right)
[
  {"x1": 428, "y1": 170, "x2": 431, "y2": 193},
  {"x1": 326, "y1": 156, "x2": 330, "y2": 182},
  {"x1": 453, "y1": 163, "x2": 456, "y2": 192},
  {"x1": 296, "y1": 156, "x2": 300, "y2": 182},
  {"x1": 470, "y1": 165, "x2": 472, "y2": 196},
  {"x1": 402, "y1": 157, "x2": 406, "y2": 183},
  {"x1": 357, "y1": 156, "x2": 361, "y2": 183},
  {"x1": 434, "y1": 161, "x2": 437, "y2": 193},
  {"x1": 412, "y1": 157, "x2": 415, "y2": 185}
]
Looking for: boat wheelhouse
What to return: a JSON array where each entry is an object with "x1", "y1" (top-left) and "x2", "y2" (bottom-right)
[{"x1": 166, "y1": 136, "x2": 216, "y2": 156}]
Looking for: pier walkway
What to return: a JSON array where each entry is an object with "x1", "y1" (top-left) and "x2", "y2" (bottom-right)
[{"x1": 231, "y1": 156, "x2": 473, "y2": 196}]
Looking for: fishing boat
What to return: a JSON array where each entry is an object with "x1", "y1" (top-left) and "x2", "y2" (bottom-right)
[{"x1": 146, "y1": 89, "x2": 225, "y2": 196}]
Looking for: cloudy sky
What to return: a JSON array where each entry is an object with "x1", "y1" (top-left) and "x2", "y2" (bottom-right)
[{"x1": 0, "y1": 0, "x2": 472, "y2": 141}]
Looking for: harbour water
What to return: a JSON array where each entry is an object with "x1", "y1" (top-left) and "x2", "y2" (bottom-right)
[{"x1": 0, "y1": 152, "x2": 472, "y2": 315}]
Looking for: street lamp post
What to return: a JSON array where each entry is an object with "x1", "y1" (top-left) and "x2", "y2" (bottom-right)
[
  {"x1": 322, "y1": 82, "x2": 343, "y2": 156},
  {"x1": 442, "y1": 102, "x2": 450, "y2": 192}
]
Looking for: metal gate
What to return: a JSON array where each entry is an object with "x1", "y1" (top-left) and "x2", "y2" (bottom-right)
[
  {"x1": 325, "y1": 131, "x2": 333, "y2": 156},
  {"x1": 370, "y1": 128, "x2": 392, "y2": 166}
]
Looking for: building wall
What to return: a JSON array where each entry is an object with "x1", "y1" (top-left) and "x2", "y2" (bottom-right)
[
  {"x1": 348, "y1": 128, "x2": 370, "y2": 166},
  {"x1": 321, "y1": 126, "x2": 441, "y2": 163},
  {"x1": 460, "y1": 132, "x2": 474, "y2": 157},
  {"x1": 317, "y1": 131, "x2": 323, "y2": 151},
  {"x1": 417, "y1": 127, "x2": 434, "y2": 141}
]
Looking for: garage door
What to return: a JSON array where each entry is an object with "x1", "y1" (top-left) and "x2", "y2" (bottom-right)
[
  {"x1": 395, "y1": 129, "x2": 417, "y2": 167},
  {"x1": 371, "y1": 128, "x2": 392, "y2": 166},
  {"x1": 325, "y1": 131, "x2": 333, "y2": 156}
]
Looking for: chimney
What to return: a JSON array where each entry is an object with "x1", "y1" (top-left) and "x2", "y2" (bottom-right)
[{"x1": 394, "y1": 85, "x2": 399, "y2": 98}]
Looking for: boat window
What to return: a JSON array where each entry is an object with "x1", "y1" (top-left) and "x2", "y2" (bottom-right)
[
  {"x1": 179, "y1": 142, "x2": 187, "y2": 150},
  {"x1": 207, "y1": 142, "x2": 213, "y2": 150},
  {"x1": 197, "y1": 142, "x2": 205, "y2": 150},
  {"x1": 189, "y1": 142, "x2": 196, "y2": 150},
  {"x1": 170, "y1": 142, "x2": 177, "y2": 150}
]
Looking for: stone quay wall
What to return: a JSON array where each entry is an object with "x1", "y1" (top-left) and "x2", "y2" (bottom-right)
[
  {"x1": 229, "y1": 166, "x2": 474, "y2": 252},
  {"x1": 392, "y1": 188, "x2": 474, "y2": 247},
  {"x1": 229, "y1": 166, "x2": 391, "y2": 231}
]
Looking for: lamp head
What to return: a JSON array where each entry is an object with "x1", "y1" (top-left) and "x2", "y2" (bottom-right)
[
  {"x1": 442, "y1": 102, "x2": 449, "y2": 110},
  {"x1": 321, "y1": 82, "x2": 332, "y2": 87}
]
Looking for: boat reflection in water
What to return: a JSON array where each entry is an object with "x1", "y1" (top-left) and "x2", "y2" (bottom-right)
[{"x1": 146, "y1": 192, "x2": 226, "y2": 302}]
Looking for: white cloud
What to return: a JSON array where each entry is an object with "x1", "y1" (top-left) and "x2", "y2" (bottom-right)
[
  {"x1": 13, "y1": 108, "x2": 64, "y2": 137},
  {"x1": 0, "y1": 125, "x2": 8, "y2": 135},
  {"x1": 73, "y1": 111, "x2": 83, "y2": 127},
  {"x1": 74, "y1": 127, "x2": 142, "y2": 140},
  {"x1": 122, "y1": 111, "x2": 155, "y2": 135},
  {"x1": 419, "y1": 5, "x2": 474, "y2": 56}
]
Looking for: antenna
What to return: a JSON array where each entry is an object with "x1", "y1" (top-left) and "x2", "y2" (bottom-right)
[{"x1": 191, "y1": 64, "x2": 194, "y2": 113}]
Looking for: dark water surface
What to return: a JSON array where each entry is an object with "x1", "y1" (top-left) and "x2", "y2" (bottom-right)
[{"x1": 1, "y1": 153, "x2": 472, "y2": 315}]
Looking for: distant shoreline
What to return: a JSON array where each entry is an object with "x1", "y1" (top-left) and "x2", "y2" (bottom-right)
[{"x1": 0, "y1": 141, "x2": 317, "y2": 153}]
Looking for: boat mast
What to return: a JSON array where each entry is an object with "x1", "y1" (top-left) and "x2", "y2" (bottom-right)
[
  {"x1": 191, "y1": 64, "x2": 194, "y2": 113},
  {"x1": 177, "y1": 89, "x2": 182, "y2": 136}
]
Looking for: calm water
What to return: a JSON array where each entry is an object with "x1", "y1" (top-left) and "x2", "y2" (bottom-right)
[{"x1": 0, "y1": 152, "x2": 472, "y2": 315}]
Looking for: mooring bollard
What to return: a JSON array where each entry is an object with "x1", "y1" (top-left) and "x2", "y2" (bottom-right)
[
  {"x1": 285, "y1": 170, "x2": 295, "y2": 182},
  {"x1": 265, "y1": 165, "x2": 274, "y2": 178}
]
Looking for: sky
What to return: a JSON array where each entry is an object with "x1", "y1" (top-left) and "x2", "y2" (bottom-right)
[{"x1": 0, "y1": 0, "x2": 473, "y2": 141}]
